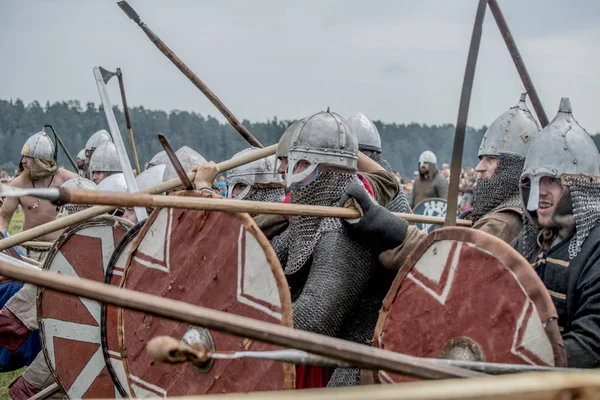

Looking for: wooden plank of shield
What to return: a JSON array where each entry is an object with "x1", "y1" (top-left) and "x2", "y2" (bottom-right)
[
  {"x1": 101, "y1": 219, "x2": 147, "y2": 398},
  {"x1": 373, "y1": 227, "x2": 566, "y2": 384},
  {"x1": 115, "y1": 190, "x2": 294, "y2": 396},
  {"x1": 37, "y1": 216, "x2": 132, "y2": 399}
]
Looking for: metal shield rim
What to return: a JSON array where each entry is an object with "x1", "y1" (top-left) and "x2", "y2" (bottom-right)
[
  {"x1": 37, "y1": 215, "x2": 132, "y2": 398},
  {"x1": 372, "y1": 227, "x2": 566, "y2": 377},
  {"x1": 118, "y1": 190, "x2": 295, "y2": 393}
]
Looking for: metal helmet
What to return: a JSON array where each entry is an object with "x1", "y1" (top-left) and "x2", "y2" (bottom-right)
[
  {"x1": 346, "y1": 112, "x2": 382, "y2": 152},
  {"x1": 97, "y1": 172, "x2": 128, "y2": 193},
  {"x1": 162, "y1": 146, "x2": 207, "y2": 182},
  {"x1": 76, "y1": 149, "x2": 86, "y2": 162},
  {"x1": 276, "y1": 120, "x2": 302, "y2": 160},
  {"x1": 521, "y1": 97, "x2": 600, "y2": 212},
  {"x1": 61, "y1": 177, "x2": 97, "y2": 191},
  {"x1": 226, "y1": 148, "x2": 282, "y2": 198},
  {"x1": 89, "y1": 141, "x2": 122, "y2": 173},
  {"x1": 148, "y1": 150, "x2": 169, "y2": 169},
  {"x1": 479, "y1": 93, "x2": 539, "y2": 158},
  {"x1": 418, "y1": 150, "x2": 437, "y2": 166},
  {"x1": 286, "y1": 110, "x2": 358, "y2": 188},
  {"x1": 21, "y1": 131, "x2": 55, "y2": 162},
  {"x1": 136, "y1": 164, "x2": 166, "y2": 191},
  {"x1": 85, "y1": 129, "x2": 111, "y2": 151}
]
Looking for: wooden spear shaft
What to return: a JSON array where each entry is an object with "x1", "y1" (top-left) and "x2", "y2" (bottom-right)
[
  {"x1": 116, "y1": 68, "x2": 142, "y2": 175},
  {"x1": 0, "y1": 254, "x2": 479, "y2": 380},
  {"x1": 56, "y1": 189, "x2": 472, "y2": 227},
  {"x1": 0, "y1": 145, "x2": 277, "y2": 251}
]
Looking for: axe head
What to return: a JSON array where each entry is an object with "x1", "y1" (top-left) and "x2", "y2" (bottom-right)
[{"x1": 99, "y1": 66, "x2": 116, "y2": 84}]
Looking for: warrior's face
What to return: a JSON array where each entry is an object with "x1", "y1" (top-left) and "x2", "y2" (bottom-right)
[
  {"x1": 537, "y1": 176, "x2": 564, "y2": 228},
  {"x1": 278, "y1": 157, "x2": 288, "y2": 176},
  {"x1": 21, "y1": 156, "x2": 33, "y2": 171},
  {"x1": 475, "y1": 155, "x2": 499, "y2": 180},
  {"x1": 419, "y1": 162, "x2": 430, "y2": 175},
  {"x1": 231, "y1": 183, "x2": 248, "y2": 198},
  {"x1": 92, "y1": 171, "x2": 106, "y2": 185},
  {"x1": 293, "y1": 160, "x2": 316, "y2": 184}
]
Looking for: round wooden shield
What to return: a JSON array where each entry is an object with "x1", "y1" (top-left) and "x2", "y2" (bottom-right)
[
  {"x1": 101, "y1": 219, "x2": 147, "y2": 398},
  {"x1": 413, "y1": 198, "x2": 453, "y2": 233},
  {"x1": 373, "y1": 227, "x2": 566, "y2": 383},
  {"x1": 115, "y1": 191, "x2": 294, "y2": 396},
  {"x1": 37, "y1": 216, "x2": 132, "y2": 399}
]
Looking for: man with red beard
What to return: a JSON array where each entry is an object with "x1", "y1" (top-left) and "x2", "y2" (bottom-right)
[{"x1": 0, "y1": 131, "x2": 77, "y2": 258}]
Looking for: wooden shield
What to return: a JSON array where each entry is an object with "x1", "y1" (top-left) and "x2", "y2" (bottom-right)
[
  {"x1": 38, "y1": 216, "x2": 132, "y2": 399},
  {"x1": 373, "y1": 227, "x2": 566, "y2": 383},
  {"x1": 413, "y1": 198, "x2": 451, "y2": 233},
  {"x1": 101, "y1": 219, "x2": 147, "y2": 398},
  {"x1": 115, "y1": 191, "x2": 294, "y2": 397}
]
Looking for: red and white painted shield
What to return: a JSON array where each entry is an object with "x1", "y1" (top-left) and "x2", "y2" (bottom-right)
[
  {"x1": 113, "y1": 192, "x2": 294, "y2": 397},
  {"x1": 38, "y1": 216, "x2": 132, "y2": 399},
  {"x1": 373, "y1": 227, "x2": 566, "y2": 383}
]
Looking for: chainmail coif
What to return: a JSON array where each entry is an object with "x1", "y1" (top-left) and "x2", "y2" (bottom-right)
[
  {"x1": 362, "y1": 150, "x2": 393, "y2": 172},
  {"x1": 471, "y1": 153, "x2": 525, "y2": 223},
  {"x1": 231, "y1": 178, "x2": 285, "y2": 217},
  {"x1": 271, "y1": 171, "x2": 360, "y2": 275}
]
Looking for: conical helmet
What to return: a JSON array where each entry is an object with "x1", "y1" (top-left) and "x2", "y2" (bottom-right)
[
  {"x1": 226, "y1": 147, "x2": 282, "y2": 198},
  {"x1": 347, "y1": 112, "x2": 381, "y2": 152},
  {"x1": 136, "y1": 164, "x2": 166, "y2": 191},
  {"x1": 148, "y1": 150, "x2": 168, "y2": 169},
  {"x1": 97, "y1": 173, "x2": 127, "y2": 193},
  {"x1": 286, "y1": 110, "x2": 358, "y2": 188},
  {"x1": 21, "y1": 131, "x2": 55, "y2": 162},
  {"x1": 85, "y1": 129, "x2": 111, "y2": 151},
  {"x1": 418, "y1": 150, "x2": 437, "y2": 166},
  {"x1": 521, "y1": 97, "x2": 600, "y2": 212},
  {"x1": 89, "y1": 142, "x2": 122, "y2": 173},
  {"x1": 76, "y1": 149, "x2": 86, "y2": 162},
  {"x1": 162, "y1": 146, "x2": 207, "y2": 182},
  {"x1": 479, "y1": 93, "x2": 539, "y2": 158},
  {"x1": 61, "y1": 177, "x2": 97, "y2": 191}
]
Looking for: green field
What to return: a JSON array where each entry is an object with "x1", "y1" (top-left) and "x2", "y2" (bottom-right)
[{"x1": 0, "y1": 211, "x2": 26, "y2": 396}]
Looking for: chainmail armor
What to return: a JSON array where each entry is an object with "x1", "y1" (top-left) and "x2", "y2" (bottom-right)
[
  {"x1": 271, "y1": 171, "x2": 360, "y2": 275},
  {"x1": 471, "y1": 153, "x2": 524, "y2": 223},
  {"x1": 231, "y1": 177, "x2": 285, "y2": 216},
  {"x1": 564, "y1": 175, "x2": 600, "y2": 259},
  {"x1": 386, "y1": 191, "x2": 412, "y2": 214},
  {"x1": 362, "y1": 150, "x2": 393, "y2": 172}
]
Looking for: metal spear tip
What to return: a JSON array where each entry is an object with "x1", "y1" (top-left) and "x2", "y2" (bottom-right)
[
  {"x1": 98, "y1": 66, "x2": 116, "y2": 84},
  {"x1": 117, "y1": 1, "x2": 141, "y2": 22},
  {"x1": 0, "y1": 184, "x2": 60, "y2": 201}
]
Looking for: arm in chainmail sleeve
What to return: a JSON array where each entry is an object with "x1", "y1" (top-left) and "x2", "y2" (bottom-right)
[
  {"x1": 378, "y1": 226, "x2": 426, "y2": 270},
  {"x1": 409, "y1": 186, "x2": 415, "y2": 209},
  {"x1": 254, "y1": 214, "x2": 289, "y2": 240},
  {"x1": 291, "y1": 231, "x2": 376, "y2": 338},
  {"x1": 435, "y1": 174, "x2": 449, "y2": 200},
  {"x1": 472, "y1": 211, "x2": 524, "y2": 245},
  {"x1": 562, "y1": 251, "x2": 600, "y2": 368},
  {"x1": 363, "y1": 171, "x2": 400, "y2": 207}
]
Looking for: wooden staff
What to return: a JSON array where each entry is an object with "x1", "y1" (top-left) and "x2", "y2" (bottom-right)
[
  {"x1": 0, "y1": 253, "x2": 479, "y2": 380},
  {"x1": 20, "y1": 241, "x2": 53, "y2": 249},
  {"x1": 49, "y1": 189, "x2": 472, "y2": 227},
  {"x1": 117, "y1": 1, "x2": 263, "y2": 148},
  {"x1": 0, "y1": 145, "x2": 277, "y2": 251},
  {"x1": 116, "y1": 68, "x2": 142, "y2": 175},
  {"x1": 177, "y1": 372, "x2": 600, "y2": 400}
]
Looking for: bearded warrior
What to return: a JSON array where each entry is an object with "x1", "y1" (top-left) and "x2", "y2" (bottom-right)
[
  {"x1": 89, "y1": 141, "x2": 122, "y2": 185},
  {"x1": 270, "y1": 110, "x2": 380, "y2": 388},
  {"x1": 226, "y1": 148, "x2": 285, "y2": 206},
  {"x1": 76, "y1": 149, "x2": 86, "y2": 176},
  {"x1": 409, "y1": 150, "x2": 448, "y2": 208},
  {"x1": 0, "y1": 131, "x2": 77, "y2": 252},
  {"x1": 465, "y1": 93, "x2": 540, "y2": 242},
  {"x1": 347, "y1": 112, "x2": 411, "y2": 214},
  {"x1": 84, "y1": 129, "x2": 111, "y2": 178},
  {"x1": 512, "y1": 98, "x2": 600, "y2": 368}
]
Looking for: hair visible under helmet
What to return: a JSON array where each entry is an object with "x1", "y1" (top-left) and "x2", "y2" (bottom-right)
[
  {"x1": 519, "y1": 97, "x2": 600, "y2": 259},
  {"x1": 226, "y1": 148, "x2": 285, "y2": 208},
  {"x1": 273, "y1": 109, "x2": 365, "y2": 275},
  {"x1": 469, "y1": 93, "x2": 540, "y2": 223},
  {"x1": 89, "y1": 141, "x2": 122, "y2": 181},
  {"x1": 346, "y1": 112, "x2": 392, "y2": 171},
  {"x1": 20, "y1": 131, "x2": 58, "y2": 180}
]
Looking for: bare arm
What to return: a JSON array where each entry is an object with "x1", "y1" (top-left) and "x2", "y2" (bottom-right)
[{"x1": 0, "y1": 196, "x2": 19, "y2": 233}]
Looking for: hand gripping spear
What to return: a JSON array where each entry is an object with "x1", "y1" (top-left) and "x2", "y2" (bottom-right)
[
  {"x1": 98, "y1": 66, "x2": 142, "y2": 174},
  {"x1": 117, "y1": 1, "x2": 263, "y2": 148}
]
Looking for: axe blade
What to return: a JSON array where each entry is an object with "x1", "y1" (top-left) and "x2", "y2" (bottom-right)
[{"x1": 99, "y1": 66, "x2": 116, "y2": 84}]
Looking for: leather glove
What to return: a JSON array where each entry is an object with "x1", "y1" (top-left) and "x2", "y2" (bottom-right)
[{"x1": 340, "y1": 182, "x2": 408, "y2": 254}]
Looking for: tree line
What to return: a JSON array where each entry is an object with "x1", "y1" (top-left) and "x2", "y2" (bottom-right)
[{"x1": 2, "y1": 99, "x2": 597, "y2": 176}]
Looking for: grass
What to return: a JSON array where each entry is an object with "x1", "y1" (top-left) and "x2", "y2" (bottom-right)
[
  {"x1": 0, "y1": 368, "x2": 25, "y2": 398},
  {"x1": 0, "y1": 211, "x2": 26, "y2": 397},
  {"x1": 8, "y1": 210, "x2": 24, "y2": 236}
]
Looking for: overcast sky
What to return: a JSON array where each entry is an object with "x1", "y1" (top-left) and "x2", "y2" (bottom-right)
[{"x1": 1, "y1": 0, "x2": 599, "y2": 132}]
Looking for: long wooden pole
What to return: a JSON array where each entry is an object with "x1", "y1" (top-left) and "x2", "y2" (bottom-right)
[
  {"x1": 178, "y1": 372, "x2": 600, "y2": 400},
  {"x1": 55, "y1": 189, "x2": 472, "y2": 227},
  {"x1": 117, "y1": 1, "x2": 263, "y2": 148},
  {"x1": 0, "y1": 145, "x2": 277, "y2": 251},
  {"x1": 116, "y1": 68, "x2": 142, "y2": 175},
  {"x1": 0, "y1": 254, "x2": 480, "y2": 380}
]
